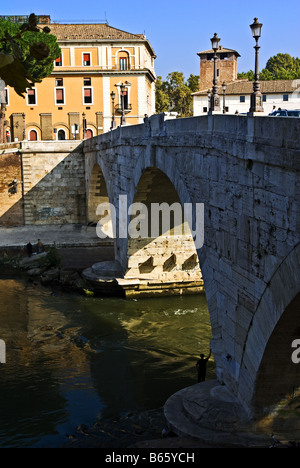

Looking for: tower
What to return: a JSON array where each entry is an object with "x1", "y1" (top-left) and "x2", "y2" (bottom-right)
[{"x1": 197, "y1": 45, "x2": 240, "y2": 90}]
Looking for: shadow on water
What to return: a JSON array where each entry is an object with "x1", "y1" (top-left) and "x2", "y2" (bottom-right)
[{"x1": 0, "y1": 276, "x2": 214, "y2": 447}]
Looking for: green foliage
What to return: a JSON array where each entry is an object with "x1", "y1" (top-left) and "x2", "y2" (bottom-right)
[
  {"x1": 0, "y1": 252, "x2": 22, "y2": 269},
  {"x1": 237, "y1": 53, "x2": 300, "y2": 81},
  {"x1": 38, "y1": 246, "x2": 61, "y2": 269},
  {"x1": 264, "y1": 53, "x2": 300, "y2": 79},
  {"x1": 237, "y1": 70, "x2": 254, "y2": 81},
  {"x1": 0, "y1": 13, "x2": 60, "y2": 96},
  {"x1": 187, "y1": 74, "x2": 200, "y2": 93},
  {"x1": 155, "y1": 72, "x2": 200, "y2": 117},
  {"x1": 155, "y1": 75, "x2": 170, "y2": 113}
]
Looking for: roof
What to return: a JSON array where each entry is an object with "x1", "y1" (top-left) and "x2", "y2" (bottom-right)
[
  {"x1": 192, "y1": 80, "x2": 298, "y2": 96},
  {"x1": 197, "y1": 45, "x2": 240, "y2": 57},
  {"x1": 47, "y1": 22, "x2": 156, "y2": 57},
  {"x1": 48, "y1": 22, "x2": 145, "y2": 41}
]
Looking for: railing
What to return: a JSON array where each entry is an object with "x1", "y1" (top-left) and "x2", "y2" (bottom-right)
[{"x1": 115, "y1": 104, "x2": 132, "y2": 114}]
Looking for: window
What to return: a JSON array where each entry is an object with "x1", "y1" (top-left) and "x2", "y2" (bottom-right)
[
  {"x1": 57, "y1": 129, "x2": 66, "y2": 140},
  {"x1": 84, "y1": 77, "x2": 91, "y2": 86},
  {"x1": 240, "y1": 95, "x2": 245, "y2": 103},
  {"x1": 27, "y1": 88, "x2": 36, "y2": 105},
  {"x1": 55, "y1": 87, "x2": 65, "y2": 105},
  {"x1": 83, "y1": 87, "x2": 93, "y2": 104},
  {"x1": 283, "y1": 94, "x2": 289, "y2": 101},
  {"x1": 120, "y1": 57, "x2": 128, "y2": 70},
  {"x1": 83, "y1": 53, "x2": 91, "y2": 66},
  {"x1": 56, "y1": 78, "x2": 63, "y2": 86},
  {"x1": 55, "y1": 56, "x2": 62, "y2": 67},
  {"x1": 262, "y1": 95, "x2": 267, "y2": 102}
]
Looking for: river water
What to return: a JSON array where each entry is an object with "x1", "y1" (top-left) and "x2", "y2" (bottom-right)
[{"x1": 0, "y1": 275, "x2": 214, "y2": 448}]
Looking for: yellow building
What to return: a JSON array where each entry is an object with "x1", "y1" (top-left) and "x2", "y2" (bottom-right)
[{"x1": 4, "y1": 16, "x2": 156, "y2": 141}]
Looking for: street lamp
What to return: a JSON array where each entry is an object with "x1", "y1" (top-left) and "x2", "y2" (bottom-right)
[
  {"x1": 82, "y1": 112, "x2": 86, "y2": 139},
  {"x1": 222, "y1": 82, "x2": 226, "y2": 113},
  {"x1": 22, "y1": 113, "x2": 26, "y2": 140},
  {"x1": 110, "y1": 91, "x2": 116, "y2": 129},
  {"x1": 249, "y1": 18, "x2": 264, "y2": 113},
  {"x1": 209, "y1": 33, "x2": 221, "y2": 112},
  {"x1": 207, "y1": 89, "x2": 211, "y2": 113},
  {"x1": 120, "y1": 83, "x2": 126, "y2": 125}
]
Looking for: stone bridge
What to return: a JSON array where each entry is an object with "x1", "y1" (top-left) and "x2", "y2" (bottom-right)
[
  {"x1": 1, "y1": 113, "x2": 299, "y2": 434},
  {"x1": 83, "y1": 113, "x2": 300, "y2": 428}
]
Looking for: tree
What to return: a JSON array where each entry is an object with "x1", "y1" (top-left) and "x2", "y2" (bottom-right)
[
  {"x1": 187, "y1": 74, "x2": 200, "y2": 93},
  {"x1": 155, "y1": 72, "x2": 200, "y2": 117},
  {"x1": 264, "y1": 53, "x2": 300, "y2": 80},
  {"x1": 238, "y1": 53, "x2": 300, "y2": 81},
  {"x1": 155, "y1": 75, "x2": 169, "y2": 113},
  {"x1": 0, "y1": 14, "x2": 61, "y2": 96},
  {"x1": 237, "y1": 70, "x2": 254, "y2": 81}
]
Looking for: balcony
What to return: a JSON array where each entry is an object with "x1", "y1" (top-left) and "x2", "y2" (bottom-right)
[{"x1": 115, "y1": 104, "x2": 132, "y2": 114}]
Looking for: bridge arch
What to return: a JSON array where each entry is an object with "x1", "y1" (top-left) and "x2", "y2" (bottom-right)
[
  {"x1": 124, "y1": 166, "x2": 203, "y2": 287},
  {"x1": 238, "y1": 242, "x2": 300, "y2": 418}
]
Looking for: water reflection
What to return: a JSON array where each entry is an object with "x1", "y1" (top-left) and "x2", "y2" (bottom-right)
[{"x1": 0, "y1": 277, "x2": 214, "y2": 447}]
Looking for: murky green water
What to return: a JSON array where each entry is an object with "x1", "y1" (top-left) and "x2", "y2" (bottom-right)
[{"x1": 0, "y1": 276, "x2": 214, "y2": 448}]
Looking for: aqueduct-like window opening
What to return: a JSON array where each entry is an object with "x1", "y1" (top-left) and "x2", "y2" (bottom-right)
[
  {"x1": 253, "y1": 291, "x2": 300, "y2": 424},
  {"x1": 125, "y1": 167, "x2": 203, "y2": 284}
]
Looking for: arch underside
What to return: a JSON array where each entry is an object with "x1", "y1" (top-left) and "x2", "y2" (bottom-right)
[
  {"x1": 125, "y1": 168, "x2": 203, "y2": 285},
  {"x1": 87, "y1": 163, "x2": 110, "y2": 228},
  {"x1": 239, "y1": 243, "x2": 300, "y2": 425},
  {"x1": 253, "y1": 292, "x2": 300, "y2": 418}
]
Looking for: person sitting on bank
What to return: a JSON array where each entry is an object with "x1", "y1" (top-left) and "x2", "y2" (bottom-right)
[{"x1": 196, "y1": 349, "x2": 211, "y2": 382}]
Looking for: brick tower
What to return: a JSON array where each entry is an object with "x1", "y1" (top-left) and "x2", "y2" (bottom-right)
[{"x1": 197, "y1": 45, "x2": 240, "y2": 90}]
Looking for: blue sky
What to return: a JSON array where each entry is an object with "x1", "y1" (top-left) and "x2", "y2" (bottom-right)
[{"x1": 2, "y1": 0, "x2": 300, "y2": 79}]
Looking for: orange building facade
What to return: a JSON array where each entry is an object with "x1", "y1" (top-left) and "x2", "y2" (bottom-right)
[{"x1": 3, "y1": 17, "x2": 156, "y2": 141}]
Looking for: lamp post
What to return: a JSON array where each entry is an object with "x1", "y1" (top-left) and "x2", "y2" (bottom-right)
[
  {"x1": 120, "y1": 83, "x2": 126, "y2": 125},
  {"x1": 207, "y1": 89, "x2": 211, "y2": 113},
  {"x1": 209, "y1": 33, "x2": 221, "y2": 112},
  {"x1": 82, "y1": 112, "x2": 86, "y2": 139},
  {"x1": 110, "y1": 91, "x2": 116, "y2": 129},
  {"x1": 222, "y1": 82, "x2": 226, "y2": 113},
  {"x1": 22, "y1": 113, "x2": 26, "y2": 140},
  {"x1": 249, "y1": 18, "x2": 264, "y2": 113}
]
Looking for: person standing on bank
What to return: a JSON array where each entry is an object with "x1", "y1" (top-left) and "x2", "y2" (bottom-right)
[
  {"x1": 37, "y1": 239, "x2": 44, "y2": 254},
  {"x1": 26, "y1": 242, "x2": 33, "y2": 257},
  {"x1": 196, "y1": 349, "x2": 211, "y2": 382}
]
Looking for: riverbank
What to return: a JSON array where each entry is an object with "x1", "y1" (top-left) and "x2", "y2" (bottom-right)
[
  {"x1": 0, "y1": 224, "x2": 205, "y2": 298},
  {"x1": 0, "y1": 224, "x2": 116, "y2": 296},
  {"x1": 60, "y1": 406, "x2": 230, "y2": 449},
  {"x1": 0, "y1": 245, "x2": 117, "y2": 298}
]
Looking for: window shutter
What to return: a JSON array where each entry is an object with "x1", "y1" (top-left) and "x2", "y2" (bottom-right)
[
  {"x1": 83, "y1": 53, "x2": 90, "y2": 65},
  {"x1": 56, "y1": 88, "x2": 64, "y2": 102}
]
